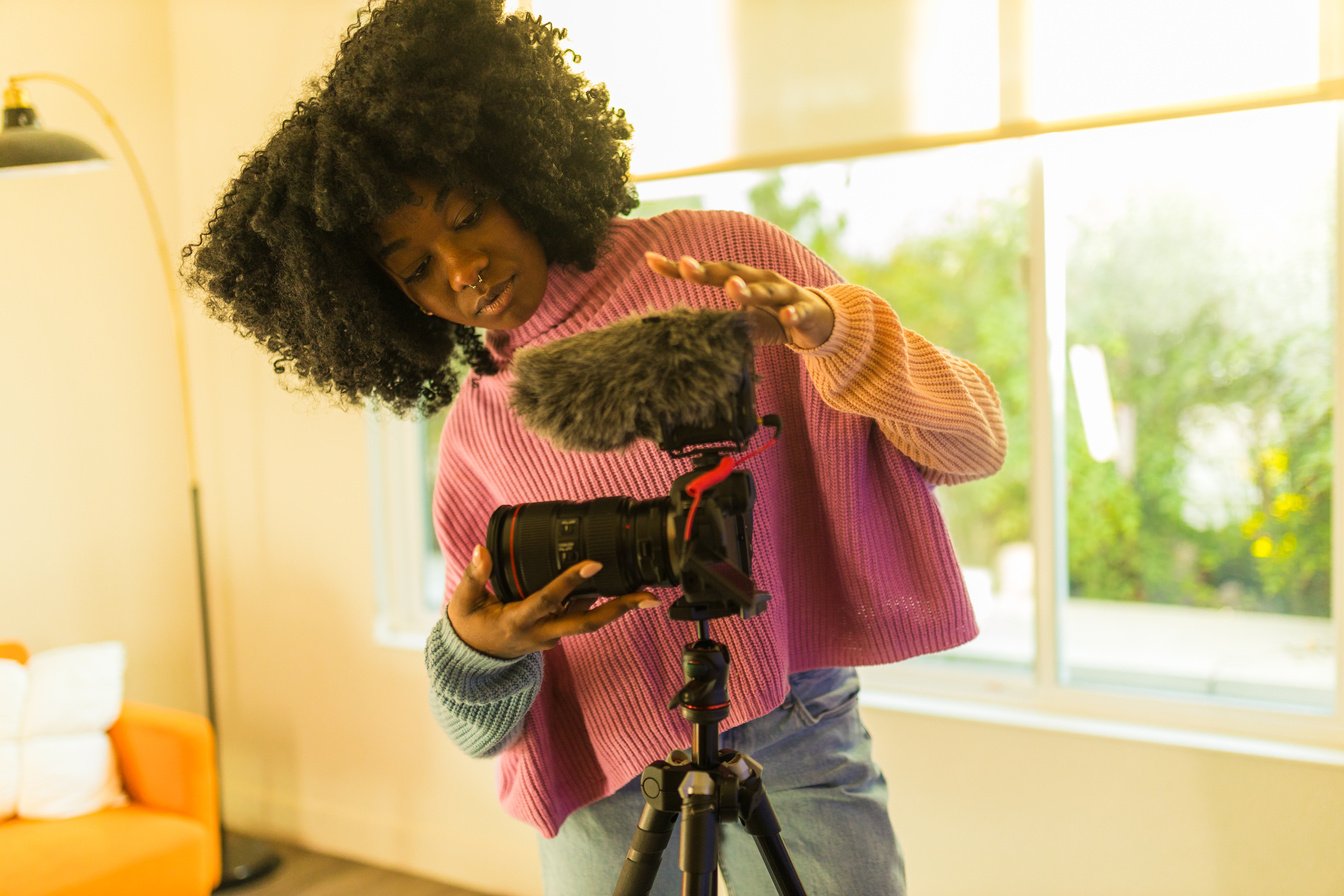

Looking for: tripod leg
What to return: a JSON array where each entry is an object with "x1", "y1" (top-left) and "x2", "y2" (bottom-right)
[
  {"x1": 742, "y1": 787, "x2": 805, "y2": 896},
  {"x1": 724, "y1": 754, "x2": 807, "y2": 896},
  {"x1": 678, "y1": 770, "x2": 719, "y2": 896},
  {"x1": 614, "y1": 801, "x2": 679, "y2": 896}
]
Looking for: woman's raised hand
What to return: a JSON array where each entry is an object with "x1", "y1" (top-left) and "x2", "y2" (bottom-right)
[
  {"x1": 645, "y1": 252, "x2": 834, "y2": 350},
  {"x1": 447, "y1": 545, "x2": 659, "y2": 659}
]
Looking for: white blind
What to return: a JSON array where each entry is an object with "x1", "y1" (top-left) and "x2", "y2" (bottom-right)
[
  {"x1": 533, "y1": 0, "x2": 1344, "y2": 179},
  {"x1": 1029, "y1": 0, "x2": 1325, "y2": 120}
]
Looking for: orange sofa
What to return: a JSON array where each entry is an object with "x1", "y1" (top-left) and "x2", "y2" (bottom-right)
[{"x1": 0, "y1": 643, "x2": 221, "y2": 896}]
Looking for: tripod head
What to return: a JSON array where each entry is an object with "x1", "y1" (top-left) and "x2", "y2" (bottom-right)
[{"x1": 669, "y1": 632, "x2": 730, "y2": 725}]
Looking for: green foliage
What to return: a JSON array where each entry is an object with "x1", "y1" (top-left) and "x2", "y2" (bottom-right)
[{"x1": 1066, "y1": 197, "x2": 1332, "y2": 616}]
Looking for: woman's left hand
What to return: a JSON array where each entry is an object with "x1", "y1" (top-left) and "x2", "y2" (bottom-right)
[{"x1": 645, "y1": 252, "x2": 834, "y2": 350}]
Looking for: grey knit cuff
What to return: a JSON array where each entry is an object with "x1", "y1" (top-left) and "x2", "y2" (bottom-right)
[{"x1": 424, "y1": 614, "x2": 542, "y2": 756}]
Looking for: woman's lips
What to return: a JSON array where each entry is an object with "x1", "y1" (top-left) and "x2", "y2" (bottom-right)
[{"x1": 473, "y1": 275, "x2": 515, "y2": 318}]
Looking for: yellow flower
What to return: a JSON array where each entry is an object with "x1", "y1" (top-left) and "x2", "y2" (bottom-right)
[
  {"x1": 1260, "y1": 448, "x2": 1289, "y2": 475},
  {"x1": 1271, "y1": 492, "x2": 1306, "y2": 519},
  {"x1": 1250, "y1": 536, "x2": 1274, "y2": 559}
]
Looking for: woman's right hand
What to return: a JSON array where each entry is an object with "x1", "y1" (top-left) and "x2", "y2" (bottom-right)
[{"x1": 447, "y1": 545, "x2": 660, "y2": 659}]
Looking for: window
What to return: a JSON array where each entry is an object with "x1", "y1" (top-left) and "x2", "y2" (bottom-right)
[
  {"x1": 367, "y1": 411, "x2": 447, "y2": 645},
  {"x1": 373, "y1": 0, "x2": 1344, "y2": 751},
  {"x1": 632, "y1": 102, "x2": 1340, "y2": 729}
]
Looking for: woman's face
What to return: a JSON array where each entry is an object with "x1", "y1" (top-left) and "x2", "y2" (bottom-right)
[{"x1": 372, "y1": 179, "x2": 548, "y2": 329}]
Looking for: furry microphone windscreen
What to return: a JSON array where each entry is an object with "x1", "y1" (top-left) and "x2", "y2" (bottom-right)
[{"x1": 508, "y1": 308, "x2": 755, "y2": 452}]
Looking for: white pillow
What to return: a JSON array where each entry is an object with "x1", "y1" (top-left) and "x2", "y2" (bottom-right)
[
  {"x1": 17, "y1": 733, "x2": 127, "y2": 820},
  {"x1": 0, "y1": 642, "x2": 129, "y2": 821},
  {"x1": 22, "y1": 642, "x2": 125, "y2": 737}
]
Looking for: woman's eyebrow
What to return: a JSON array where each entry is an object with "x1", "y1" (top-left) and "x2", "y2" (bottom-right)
[
  {"x1": 433, "y1": 184, "x2": 453, "y2": 210},
  {"x1": 375, "y1": 185, "x2": 457, "y2": 260},
  {"x1": 376, "y1": 238, "x2": 408, "y2": 261}
]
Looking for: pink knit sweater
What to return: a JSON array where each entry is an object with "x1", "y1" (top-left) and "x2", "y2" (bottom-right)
[{"x1": 431, "y1": 209, "x2": 1006, "y2": 836}]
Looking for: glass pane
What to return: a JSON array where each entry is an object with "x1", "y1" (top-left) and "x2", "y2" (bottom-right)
[
  {"x1": 638, "y1": 142, "x2": 1034, "y2": 670},
  {"x1": 1052, "y1": 104, "x2": 1337, "y2": 709},
  {"x1": 1032, "y1": 0, "x2": 1321, "y2": 121}
]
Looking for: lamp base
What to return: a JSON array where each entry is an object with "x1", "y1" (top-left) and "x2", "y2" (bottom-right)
[{"x1": 215, "y1": 829, "x2": 282, "y2": 891}]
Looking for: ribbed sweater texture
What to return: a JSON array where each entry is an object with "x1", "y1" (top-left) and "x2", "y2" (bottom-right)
[{"x1": 424, "y1": 209, "x2": 1007, "y2": 837}]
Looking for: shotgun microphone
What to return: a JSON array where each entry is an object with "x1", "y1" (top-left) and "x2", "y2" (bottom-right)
[{"x1": 508, "y1": 308, "x2": 757, "y2": 453}]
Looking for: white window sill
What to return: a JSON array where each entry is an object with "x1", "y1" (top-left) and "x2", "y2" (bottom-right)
[
  {"x1": 857, "y1": 570, "x2": 1342, "y2": 760},
  {"x1": 941, "y1": 569, "x2": 1334, "y2": 706},
  {"x1": 859, "y1": 685, "x2": 1344, "y2": 768}
]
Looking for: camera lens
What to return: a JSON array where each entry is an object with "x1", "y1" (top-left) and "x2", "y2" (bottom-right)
[{"x1": 485, "y1": 498, "x2": 676, "y2": 603}]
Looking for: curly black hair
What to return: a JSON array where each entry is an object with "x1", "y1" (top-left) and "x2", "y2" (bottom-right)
[{"x1": 181, "y1": 0, "x2": 637, "y2": 416}]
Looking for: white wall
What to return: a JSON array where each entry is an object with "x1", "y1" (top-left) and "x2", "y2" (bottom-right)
[{"x1": 2, "y1": 3, "x2": 1342, "y2": 895}]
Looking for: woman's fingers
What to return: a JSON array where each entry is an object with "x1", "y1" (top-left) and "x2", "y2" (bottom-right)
[
  {"x1": 515, "y1": 560, "x2": 661, "y2": 631},
  {"x1": 447, "y1": 550, "x2": 634, "y2": 658},
  {"x1": 512, "y1": 560, "x2": 606, "y2": 627},
  {"x1": 646, "y1": 252, "x2": 780, "y2": 288},
  {"x1": 730, "y1": 270, "x2": 834, "y2": 347},
  {"x1": 645, "y1": 252, "x2": 833, "y2": 349},
  {"x1": 451, "y1": 544, "x2": 495, "y2": 614},
  {"x1": 530, "y1": 591, "x2": 660, "y2": 648},
  {"x1": 644, "y1": 251, "x2": 682, "y2": 280}
]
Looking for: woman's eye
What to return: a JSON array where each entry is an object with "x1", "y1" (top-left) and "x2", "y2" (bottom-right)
[
  {"x1": 455, "y1": 201, "x2": 484, "y2": 230},
  {"x1": 402, "y1": 257, "x2": 430, "y2": 285}
]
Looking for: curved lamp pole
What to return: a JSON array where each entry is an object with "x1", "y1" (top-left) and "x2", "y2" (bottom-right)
[{"x1": 0, "y1": 73, "x2": 280, "y2": 890}]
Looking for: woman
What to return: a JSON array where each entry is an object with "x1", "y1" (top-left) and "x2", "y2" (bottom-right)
[{"x1": 183, "y1": 2, "x2": 1007, "y2": 892}]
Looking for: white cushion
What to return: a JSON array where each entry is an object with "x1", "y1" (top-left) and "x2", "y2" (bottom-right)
[
  {"x1": 16, "y1": 730, "x2": 127, "y2": 822},
  {"x1": 17, "y1": 733, "x2": 127, "y2": 820},
  {"x1": 22, "y1": 642, "x2": 125, "y2": 737},
  {"x1": 0, "y1": 642, "x2": 128, "y2": 821},
  {"x1": 0, "y1": 660, "x2": 26, "y2": 741}
]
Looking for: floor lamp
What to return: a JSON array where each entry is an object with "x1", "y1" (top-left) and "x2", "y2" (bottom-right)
[{"x1": 0, "y1": 74, "x2": 281, "y2": 890}]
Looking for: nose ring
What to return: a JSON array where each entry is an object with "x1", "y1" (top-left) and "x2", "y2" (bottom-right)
[{"x1": 470, "y1": 273, "x2": 487, "y2": 293}]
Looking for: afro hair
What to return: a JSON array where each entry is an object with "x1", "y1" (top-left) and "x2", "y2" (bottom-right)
[{"x1": 181, "y1": 0, "x2": 637, "y2": 416}]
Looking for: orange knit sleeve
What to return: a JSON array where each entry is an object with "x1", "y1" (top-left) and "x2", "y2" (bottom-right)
[{"x1": 792, "y1": 283, "x2": 1008, "y2": 486}]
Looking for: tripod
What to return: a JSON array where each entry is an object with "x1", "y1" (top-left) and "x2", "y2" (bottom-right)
[{"x1": 612, "y1": 617, "x2": 807, "y2": 896}]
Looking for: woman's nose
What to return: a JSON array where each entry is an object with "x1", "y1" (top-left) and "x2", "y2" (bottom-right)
[
  {"x1": 450, "y1": 265, "x2": 486, "y2": 293},
  {"x1": 440, "y1": 244, "x2": 488, "y2": 293}
]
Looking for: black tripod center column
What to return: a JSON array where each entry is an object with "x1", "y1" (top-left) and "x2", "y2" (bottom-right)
[{"x1": 674, "y1": 635, "x2": 730, "y2": 767}]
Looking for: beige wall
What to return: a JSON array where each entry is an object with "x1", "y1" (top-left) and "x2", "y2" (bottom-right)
[
  {"x1": 1, "y1": 0, "x2": 201, "y2": 712},
  {"x1": 2, "y1": 3, "x2": 1342, "y2": 895}
]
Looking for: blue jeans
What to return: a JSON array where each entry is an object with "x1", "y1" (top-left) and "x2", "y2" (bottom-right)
[{"x1": 537, "y1": 667, "x2": 906, "y2": 895}]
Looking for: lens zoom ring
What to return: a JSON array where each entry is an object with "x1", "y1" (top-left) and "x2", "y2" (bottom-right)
[{"x1": 581, "y1": 498, "x2": 631, "y2": 595}]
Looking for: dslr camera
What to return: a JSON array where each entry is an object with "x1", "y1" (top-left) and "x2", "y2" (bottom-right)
[{"x1": 485, "y1": 372, "x2": 775, "y2": 621}]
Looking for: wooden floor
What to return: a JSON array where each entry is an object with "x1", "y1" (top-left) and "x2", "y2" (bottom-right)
[{"x1": 231, "y1": 842, "x2": 504, "y2": 896}]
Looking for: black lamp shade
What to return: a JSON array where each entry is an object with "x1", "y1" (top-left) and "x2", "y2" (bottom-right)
[{"x1": 0, "y1": 104, "x2": 107, "y2": 174}]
